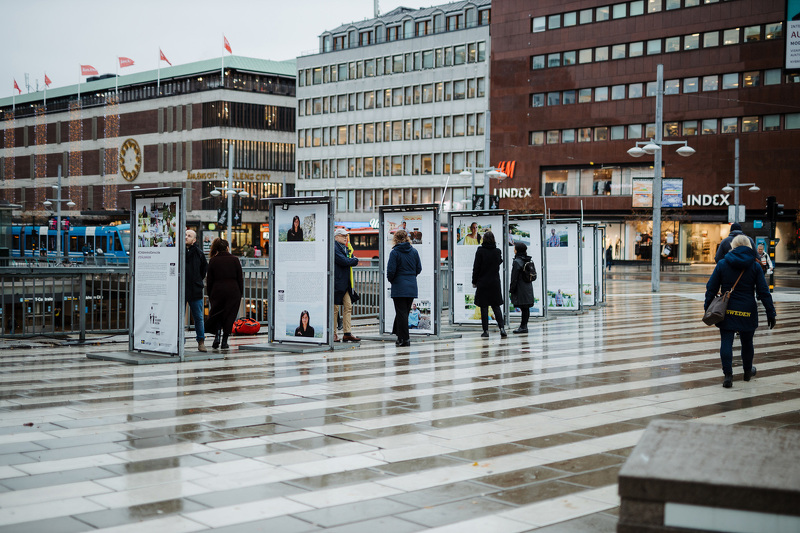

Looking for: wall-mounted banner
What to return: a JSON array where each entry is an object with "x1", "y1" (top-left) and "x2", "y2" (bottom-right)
[
  {"x1": 581, "y1": 224, "x2": 597, "y2": 307},
  {"x1": 632, "y1": 177, "x2": 684, "y2": 207},
  {"x1": 507, "y1": 215, "x2": 546, "y2": 319},
  {"x1": 269, "y1": 198, "x2": 333, "y2": 345},
  {"x1": 130, "y1": 190, "x2": 184, "y2": 356},
  {"x1": 787, "y1": 0, "x2": 800, "y2": 70},
  {"x1": 545, "y1": 220, "x2": 582, "y2": 312},
  {"x1": 449, "y1": 210, "x2": 509, "y2": 325},
  {"x1": 379, "y1": 205, "x2": 439, "y2": 336}
]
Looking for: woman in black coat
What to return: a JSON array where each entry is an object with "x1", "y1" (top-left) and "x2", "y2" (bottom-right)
[
  {"x1": 472, "y1": 231, "x2": 506, "y2": 338},
  {"x1": 287, "y1": 216, "x2": 303, "y2": 241},
  {"x1": 509, "y1": 241, "x2": 534, "y2": 334},
  {"x1": 704, "y1": 235, "x2": 776, "y2": 388},
  {"x1": 205, "y1": 238, "x2": 243, "y2": 349},
  {"x1": 387, "y1": 229, "x2": 422, "y2": 347},
  {"x1": 294, "y1": 310, "x2": 315, "y2": 337}
]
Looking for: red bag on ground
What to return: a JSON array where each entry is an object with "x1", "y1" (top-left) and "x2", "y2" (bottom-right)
[{"x1": 232, "y1": 317, "x2": 261, "y2": 335}]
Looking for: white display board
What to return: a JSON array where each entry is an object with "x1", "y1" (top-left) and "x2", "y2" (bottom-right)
[
  {"x1": 544, "y1": 221, "x2": 582, "y2": 312},
  {"x1": 379, "y1": 205, "x2": 439, "y2": 336},
  {"x1": 449, "y1": 211, "x2": 508, "y2": 325},
  {"x1": 507, "y1": 216, "x2": 546, "y2": 318},
  {"x1": 270, "y1": 199, "x2": 332, "y2": 345},
  {"x1": 581, "y1": 224, "x2": 597, "y2": 307},
  {"x1": 131, "y1": 192, "x2": 183, "y2": 355},
  {"x1": 596, "y1": 226, "x2": 606, "y2": 304}
]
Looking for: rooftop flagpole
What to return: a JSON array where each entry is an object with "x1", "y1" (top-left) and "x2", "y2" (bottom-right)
[
  {"x1": 220, "y1": 34, "x2": 224, "y2": 88},
  {"x1": 157, "y1": 47, "x2": 160, "y2": 95}
]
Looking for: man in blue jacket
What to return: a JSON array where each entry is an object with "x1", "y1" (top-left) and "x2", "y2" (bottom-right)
[{"x1": 333, "y1": 229, "x2": 360, "y2": 342}]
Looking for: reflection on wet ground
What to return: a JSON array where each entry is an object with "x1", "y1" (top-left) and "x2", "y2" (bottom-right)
[{"x1": 0, "y1": 279, "x2": 798, "y2": 532}]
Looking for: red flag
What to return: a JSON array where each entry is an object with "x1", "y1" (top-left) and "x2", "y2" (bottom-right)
[
  {"x1": 159, "y1": 49, "x2": 172, "y2": 66},
  {"x1": 13, "y1": 79, "x2": 21, "y2": 94},
  {"x1": 81, "y1": 65, "x2": 99, "y2": 76},
  {"x1": 44, "y1": 73, "x2": 52, "y2": 87},
  {"x1": 223, "y1": 35, "x2": 232, "y2": 54},
  {"x1": 118, "y1": 57, "x2": 134, "y2": 68}
]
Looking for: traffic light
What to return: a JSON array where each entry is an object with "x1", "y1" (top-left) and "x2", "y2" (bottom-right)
[{"x1": 766, "y1": 196, "x2": 784, "y2": 222}]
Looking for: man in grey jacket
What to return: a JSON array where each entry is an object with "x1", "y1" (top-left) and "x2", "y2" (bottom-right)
[{"x1": 715, "y1": 223, "x2": 756, "y2": 263}]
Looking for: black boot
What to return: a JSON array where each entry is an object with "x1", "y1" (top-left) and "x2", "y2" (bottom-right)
[
  {"x1": 221, "y1": 334, "x2": 230, "y2": 349},
  {"x1": 481, "y1": 331, "x2": 489, "y2": 338},
  {"x1": 723, "y1": 374, "x2": 733, "y2": 388},
  {"x1": 500, "y1": 328, "x2": 507, "y2": 338},
  {"x1": 212, "y1": 332, "x2": 221, "y2": 349}
]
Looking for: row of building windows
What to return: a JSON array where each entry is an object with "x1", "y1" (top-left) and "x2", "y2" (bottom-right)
[
  {"x1": 201, "y1": 139, "x2": 295, "y2": 171},
  {"x1": 531, "y1": 68, "x2": 791, "y2": 108},
  {"x1": 542, "y1": 166, "x2": 652, "y2": 197},
  {"x1": 201, "y1": 101, "x2": 295, "y2": 131},
  {"x1": 200, "y1": 181, "x2": 284, "y2": 211},
  {"x1": 298, "y1": 112, "x2": 486, "y2": 148},
  {"x1": 299, "y1": 77, "x2": 486, "y2": 117},
  {"x1": 529, "y1": 113, "x2": 800, "y2": 146},
  {"x1": 298, "y1": 150, "x2": 485, "y2": 179},
  {"x1": 532, "y1": 22, "x2": 782, "y2": 71},
  {"x1": 321, "y1": 5, "x2": 489, "y2": 53},
  {"x1": 532, "y1": 0, "x2": 730, "y2": 33},
  {"x1": 299, "y1": 41, "x2": 487, "y2": 87},
  {"x1": 298, "y1": 186, "x2": 473, "y2": 213}
]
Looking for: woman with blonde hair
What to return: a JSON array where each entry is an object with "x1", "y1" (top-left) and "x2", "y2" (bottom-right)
[
  {"x1": 704, "y1": 234, "x2": 776, "y2": 388},
  {"x1": 387, "y1": 229, "x2": 422, "y2": 347}
]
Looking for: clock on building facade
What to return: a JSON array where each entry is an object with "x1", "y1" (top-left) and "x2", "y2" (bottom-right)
[{"x1": 119, "y1": 138, "x2": 142, "y2": 182}]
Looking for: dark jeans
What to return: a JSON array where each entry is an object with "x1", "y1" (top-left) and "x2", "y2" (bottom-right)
[
  {"x1": 392, "y1": 297, "x2": 413, "y2": 341},
  {"x1": 719, "y1": 329, "x2": 754, "y2": 376},
  {"x1": 519, "y1": 307, "x2": 530, "y2": 328},
  {"x1": 480, "y1": 305, "x2": 505, "y2": 331},
  {"x1": 187, "y1": 299, "x2": 205, "y2": 341}
]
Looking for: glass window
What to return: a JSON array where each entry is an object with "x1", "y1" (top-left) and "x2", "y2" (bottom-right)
[
  {"x1": 594, "y1": 127, "x2": 608, "y2": 141},
  {"x1": 532, "y1": 55, "x2": 545, "y2": 69},
  {"x1": 765, "y1": 22, "x2": 783, "y2": 40},
  {"x1": 547, "y1": 130, "x2": 560, "y2": 144},
  {"x1": 548, "y1": 53, "x2": 561, "y2": 67},
  {"x1": 613, "y1": 4, "x2": 626, "y2": 18},
  {"x1": 684, "y1": 33, "x2": 699, "y2": 50},
  {"x1": 579, "y1": 9, "x2": 592, "y2": 23},
  {"x1": 454, "y1": 115, "x2": 465, "y2": 137},
  {"x1": 646, "y1": 81, "x2": 657, "y2": 96},
  {"x1": 685, "y1": 0, "x2": 699, "y2": 5},
  {"x1": 764, "y1": 69, "x2": 781, "y2": 85},
  {"x1": 722, "y1": 73, "x2": 739, "y2": 89},
  {"x1": 763, "y1": 115, "x2": 780, "y2": 131},
  {"x1": 562, "y1": 129, "x2": 575, "y2": 143},
  {"x1": 630, "y1": 0, "x2": 644, "y2": 15},
  {"x1": 628, "y1": 124, "x2": 642, "y2": 139},
  {"x1": 564, "y1": 12, "x2": 577, "y2": 26},
  {"x1": 786, "y1": 113, "x2": 800, "y2": 129},
  {"x1": 478, "y1": 41, "x2": 486, "y2": 61},
  {"x1": 467, "y1": 43, "x2": 477, "y2": 63},
  {"x1": 701, "y1": 119, "x2": 717, "y2": 134},
  {"x1": 648, "y1": 0, "x2": 662, "y2": 12},
  {"x1": 704, "y1": 31, "x2": 719, "y2": 47},
  {"x1": 596, "y1": 6, "x2": 610, "y2": 21},
  {"x1": 630, "y1": 42, "x2": 644, "y2": 57},
  {"x1": 741, "y1": 116, "x2": 759, "y2": 132},
  {"x1": 611, "y1": 125, "x2": 625, "y2": 139},
  {"x1": 684, "y1": 77, "x2": 699, "y2": 92},
  {"x1": 702, "y1": 75, "x2": 719, "y2": 91},
  {"x1": 532, "y1": 16, "x2": 545, "y2": 32},
  {"x1": 477, "y1": 78, "x2": 485, "y2": 97},
  {"x1": 578, "y1": 88, "x2": 592, "y2": 103},
  {"x1": 578, "y1": 128, "x2": 592, "y2": 142},
  {"x1": 683, "y1": 120, "x2": 698, "y2": 135},
  {"x1": 744, "y1": 25, "x2": 760, "y2": 42},
  {"x1": 579, "y1": 49, "x2": 592, "y2": 63},
  {"x1": 664, "y1": 122, "x2": 680, "y2": 137},
  {"x1": 563, "y1": 51, "x2": 576, "y2": 65},
  {"x1": 647, "y1": 39, "x2": 662, "y2": 55},
  {"x1": 666, "y1": 0, "x2": 680, "y2": 9},
  {"x1": 723, "y1": 28, "x2": 739, "y2": 45},
  {"x1": 612, "y1": 44, "x2": 626, "y2": 59},
  {"x1": 665, "y1": 79, "x2": 680, "y2": 95},
  {"x1": 629, "y1": 83, "x2": 643, "y2": 98},
  {"x1": 611, "y1": 85, "x2": 625, "y2": 100},
  {"x1": 422, "y1": 50, "x2": 433, "y2": 68},
  {"x1": 743, "y1": 71, "x2": 760, "y2": 87},
  {"x1": 423, "y1": 83, "x2": 434, "y2": 102},
  {"x1": 645, "y1": 123, "x2": 656, "y2": 138},
  {"x1": 595, "y1": 46, "x2": 609, "y2": 61},
  {"x1": 563, "y1": 90, "x2": 576, "y2": 104},
  {"x1": 532, "y1": 93, "x2": 544, "y2": 107},
  {"x1": 454, "y1": 80, "x2": 466, "y2": 100},
  {"x1": 547, "y1": 92, "x2": 561, "y2": 105},
  {"x1": 454, "y1": 45, "x2": 466, "y2": 65},
  {"x1": 595, "y1": 87, "x2": 608, "y2": 101},
  {"x1": 721, "y1": 117, "x2": 738, "y2": 133},
  {"x1": 530, "y1": 131, "x2": 545, "y2": 145},
  {"x1": 665, "y1": 36, "x2": 680, "y2": 52},
  {"x1": 467, "y1": 78, "x2": 476, "y2": 98},
  {"x1": 548, "y1": 14, "x2": 561, "y2": 29}
]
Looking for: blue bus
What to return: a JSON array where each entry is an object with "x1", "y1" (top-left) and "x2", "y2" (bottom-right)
[{"x1": 11, "y1": 224, "x2": 131, "y2": 264}]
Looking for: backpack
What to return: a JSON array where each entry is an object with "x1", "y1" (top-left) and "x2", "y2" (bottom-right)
[
  {"x1": 232, "y1": 317, "x2": 261, "y2": 336},
  {"x1": 522, "y1": 260, "x2": 537, "y2": 282}
]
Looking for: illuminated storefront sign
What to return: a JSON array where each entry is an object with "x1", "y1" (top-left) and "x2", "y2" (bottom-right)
[{"x1": 186, "y1": 170, "x2": 272, "y2": 181}]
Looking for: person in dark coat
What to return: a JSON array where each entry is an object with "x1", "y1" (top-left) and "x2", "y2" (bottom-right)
[
  {"x1": 334, "y1": 228, "x2": 360, "y2": 342},
  {"x1": 705, "y1": 235, "x2": 776, "y2": 388},
  {"x1": 715, "y1": 222, "x2": 756, "y2": 263},
  {"x1": 387, "y1": 229, "x2": 422, "y2": 347},
  {"x1": 185, "y1": 229, "x2": 208, "y2": 352},
  {"x1": 605, "y1": 245, "x2": 613, "y2": 271},
  {"x1": 509, "y1": 242, "x2": 534, "y2": 334},
  {"x1": 294, "y1": 310, "x2": 315, "y2": 337},
  {"x1": 472, "y1": 231, "x2": 506, "y2": 338},
  {"x1": 287, "y1": 215, "x2": 304, "y2": 242},
  {"x1": 205, "y1": 238, "x2": 243, "y2": 350}
]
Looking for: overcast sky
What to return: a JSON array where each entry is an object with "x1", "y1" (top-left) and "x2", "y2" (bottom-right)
[{"x1": 4, "y1": 0, "x2": 435, "y2": 94}]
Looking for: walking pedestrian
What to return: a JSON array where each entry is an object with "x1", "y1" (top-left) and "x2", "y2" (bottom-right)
[
  {"x1": 605, "y1": 245, "x2": 613, "y2": 271},
  {"x1": 185, "y1": 229, "x2": 208, "y2": 352},
  {"x1": 509, "y1": 242, "x2": 534, "y2": 334},
  {"x1": 387, "y1": 229, "x2": 422, "y2": 347},
  {"x1": 472, "y1": 231, "x2": 506, "y2": 338},
  {"x1": 756, "y1": 243, "x2": 773, "y2": 275},
  {"x1": 333, "y1": 228, "x2": 361, "y2": 342},
  {"x1": 704, "y1": 235, "x2": 776, "y2": 388},
  {"x1": 205, "y1": 238, "x2": 243, "y2": 350},
  {"x1": 715, "y1": 222, "x2": 756, "y2": 263}
]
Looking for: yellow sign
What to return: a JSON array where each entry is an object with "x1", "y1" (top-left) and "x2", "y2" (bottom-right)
[{"x1": 186, "y1": 170, "x2": 272, "y2": 181}]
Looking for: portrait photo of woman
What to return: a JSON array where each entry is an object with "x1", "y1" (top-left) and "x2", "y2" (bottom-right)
[
  {"x1": 294, "y1": 310, "x2": 315, "y2": 337},
  {"x1": 287, "y1": 215, "x2": 304, "y2": 242}
]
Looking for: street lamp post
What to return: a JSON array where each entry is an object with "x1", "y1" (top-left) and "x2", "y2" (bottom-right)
[
  {"x1": 627, "y1": 64, "x2": 695, "y2": 293},
  {"x1": 209, "y1": 144, "x2": 250, "y2": 244},
  {"x1": 459, "y1": 167, "x2": 508, "y2": 210},
  {"x1": 42, "y1": 164, "x2": 76, "y2": 263},
  {"x1": 722, "y1": 138, "x2": 760, "y2": 223}
]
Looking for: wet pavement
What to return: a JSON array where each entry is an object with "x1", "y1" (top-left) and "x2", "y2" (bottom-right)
[{"x1": 0, "y1": 278, "x2": 798, "y2": 532}]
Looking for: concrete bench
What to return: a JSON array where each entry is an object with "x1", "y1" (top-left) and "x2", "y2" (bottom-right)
[{"x1": 618, "y1": 420, "x2": 800, "y2": 533}]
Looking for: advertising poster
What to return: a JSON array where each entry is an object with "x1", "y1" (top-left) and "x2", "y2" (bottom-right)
[
  {"x1": 507, "y1": 216, "x2": 545, "y2": 318},
  {"x1": 632, "y1": 178, "x2": 653, "y2": 208},
  {"x1": 581, "y1": 224, "x2": 597, "y2": 307},
  {"x1": 450, "y1": 212, "x2": 507, "y2": 325},
  {"x1": 132, "y1": 195, "x2": 181, "y2": 354},
  {"x1": 662, "y1": 178, "x2": 684, "y2": 208},
  {"x1": 272, "y1": 201, "x2": 330, "y2": 344},
  {"x1": 545, "y1": 221, "x2": 581, "y2": 311},
  {"x1": 380, "y1": 207, "x2": 437, "y2": 335},
  {"x1": 787, "y1": 0, "x2": 800, "y2": 70}
]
